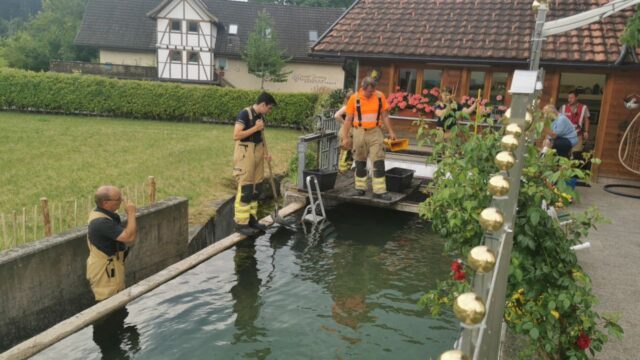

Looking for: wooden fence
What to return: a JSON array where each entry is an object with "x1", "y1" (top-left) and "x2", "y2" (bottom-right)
[{"x1": 0, "y1": 177, "x2": 157, "y2": 251}]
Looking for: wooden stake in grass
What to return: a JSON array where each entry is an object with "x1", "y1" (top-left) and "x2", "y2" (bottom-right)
[
  {"x1": 74, "y1": 199, "x2": 78, "y2": 228},
  {"x1": 22, "y1": 208, "x2": 26, "y2": 244},
  {"x1": 148, "y1": 176, "x2": 156, "y2": 204},
  {"x1": 1, "y1": 213, "x2": 7, "y2": 249},
  {"x1": 40, "y1": 197, "x2": 52, "y2": 237},
  {"x1": 33, "y1": 206, "x2": 37, "y2": 242},
  {"x1": 12, "y1": 210, "x2": 18, "y2": 246}
]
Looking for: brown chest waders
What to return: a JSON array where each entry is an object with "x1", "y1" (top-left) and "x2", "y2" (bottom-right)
[
  {"x1": 86, "y1": 211, "x2": 126, "y2": 301},
  {"x1": 233, "y1": 107, "x2": 265, "y2": 225},
  {"x1": 353, "y1": 96, "x2": 388, "y2": 194}
]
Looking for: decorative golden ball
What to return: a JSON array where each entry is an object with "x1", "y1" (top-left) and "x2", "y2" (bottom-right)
[
  {"x1": 488, "y1": 175, "x2": 510, "y2": 197},
  {"x1": 453, "y1": 292, "x2": 487, "y2": 326},
  {"x1": 468, "y1": 246, "x2": 497, "y2": 273},
  {"x1": 532, "y1": 0, "x2": 541, "y2": 11},
  {"x1": 500, "y1": 134, "x2": 519, "y2": 152},
  {"x1": 479, "y1": 207, "x2": 504, "y2": 232},
  {"x1": 502, "y1": 107, "x2": 511, "y2": 125},
  {"x1": 495, "y1": 151, "x2": 516, "y2": 171},
  {"x1": 524, "y1": 111, "x2": 534, "y2": 130},
  {"x1": 505, "y1": 123, "x2": 522, "y2": 137},
  {"x1": 439, "y1": 350, "x2": 470, "y2": 360}
]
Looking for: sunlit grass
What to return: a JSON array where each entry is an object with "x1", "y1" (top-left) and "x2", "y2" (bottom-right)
[{"x1": 0, "y1": 112, "x2": 301, "y2": 236}]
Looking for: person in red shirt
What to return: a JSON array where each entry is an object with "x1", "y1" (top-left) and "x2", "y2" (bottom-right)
[
  {"x1": 342, "y1": 76, "x2": 397, "y2": 200},
  {"x1": 560, "y1": 90, "x2": 590, "y2": 152}
]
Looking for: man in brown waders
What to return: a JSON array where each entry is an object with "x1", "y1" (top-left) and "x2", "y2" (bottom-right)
[
  {"x1": 233, "y1": 92, "x2": 277, "y2": 236},
  {"x1": 342, "y1": 76, "x2": 397, "y2": 200},
  {"x1": 86, "y1": 185, "x2": 140, "y2": 358}
]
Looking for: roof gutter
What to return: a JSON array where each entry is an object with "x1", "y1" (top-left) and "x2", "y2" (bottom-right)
[{"x1": 311, "y1": 51, "x2": 640, "y2": 70}]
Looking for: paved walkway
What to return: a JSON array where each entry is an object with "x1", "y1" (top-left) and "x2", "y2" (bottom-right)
[{"x1": 573, "y1": 178, "x2": 640, "y2": 359}]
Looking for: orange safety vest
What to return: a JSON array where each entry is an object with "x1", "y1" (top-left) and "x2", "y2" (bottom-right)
[{"x1": 354, "y1": 91, "x2": 383, "y2": 129}]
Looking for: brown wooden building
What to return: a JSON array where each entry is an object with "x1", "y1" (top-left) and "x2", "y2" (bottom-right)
[{"x1": 312, "y1": 0, "x2": 640, "y2": 181}]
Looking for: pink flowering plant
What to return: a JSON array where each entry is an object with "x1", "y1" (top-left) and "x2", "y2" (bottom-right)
[
  {"x1": 460, "y1": 94, "x2": 509, "y2": 123},
  {"x1": 387, "y1": 86, "x2": 440, "y2": 117}
]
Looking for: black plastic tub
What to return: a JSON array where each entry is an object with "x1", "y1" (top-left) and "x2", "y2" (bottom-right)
[
  {"x1": 385, "y1": 167, "x2": 415, "y2": 193},
  {"x1": 303, "y1": 169, "x2": 338, "y2": 191}
]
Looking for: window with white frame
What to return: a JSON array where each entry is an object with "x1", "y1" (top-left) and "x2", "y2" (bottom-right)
[
  {"x1": 229, "y1": 24, "x2": 238, "y2": 35},
  {"x1": 188, "y1": 21, "x2": 198, "y2": 33},
  {"x1": 309, "y1": 30, "x2": 318, "y2": 42},
  {"x1": 171, "y1": 20, "x2": 181, "y2": 32},
  {"x1": 187, "y1": 51, "x2": 199, "y2": 64},
  {"x1": 170, "y1": 50, "x2": 182, "y2": 63}
]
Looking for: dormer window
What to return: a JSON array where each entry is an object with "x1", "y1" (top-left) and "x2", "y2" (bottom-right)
[
  {"x1": 188, "y1": 21, "x2": 198, "y2": 33},
  {"x1": 309, "y1": 30, "x2": 318, "y2": 42},
  {"x1": 171, "y1": 20, "x2": 181, "y2": 32},
  {"x1": 264, "y1": 27, "x2": 271, "y2": 39},
  {"x1": 229, "y1": 24, "x2": 238, "y2": 35}
]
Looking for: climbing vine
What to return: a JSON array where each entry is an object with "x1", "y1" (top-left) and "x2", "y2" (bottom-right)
[{"x1": 416, "y1": 118, "x2": 623, "y2": 359}]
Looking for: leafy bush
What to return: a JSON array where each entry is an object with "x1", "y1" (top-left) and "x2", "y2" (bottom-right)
[
  {"x1": 417, "y1": 118, "x2": 622, "y2": 359},
  {"x1": 0, "y1": 68, "x2": 319, "y2": 127}
]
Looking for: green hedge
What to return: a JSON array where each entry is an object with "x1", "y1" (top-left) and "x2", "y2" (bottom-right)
[{"x1": 0, "y1": 68, "x2": 319, "y2": 127}]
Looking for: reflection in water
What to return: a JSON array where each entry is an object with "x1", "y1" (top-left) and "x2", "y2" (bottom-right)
[
  {"x1": 92, "y1": 306, "x2": 140, "y2": 359},
  {"x1": 230, "y1": 239, "x2": 270, "y2": 358}
]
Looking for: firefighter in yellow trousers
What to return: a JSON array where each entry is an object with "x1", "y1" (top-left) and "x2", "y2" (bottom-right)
[
  {"x1": 342, "y1": 77, "x2": 397, "y2": 200},
  {"x1": 233, "y1": 92, "x2": 277, "y2": 236}
]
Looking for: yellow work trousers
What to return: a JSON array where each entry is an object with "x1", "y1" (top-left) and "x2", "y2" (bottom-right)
[{"x1": 233, "y1": 141, "x2": 264, "y2": 225}]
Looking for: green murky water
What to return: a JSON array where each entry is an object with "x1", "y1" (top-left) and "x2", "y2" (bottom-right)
[{"x1": 35, "y1": 204, "x2": 458, "y2": 359}]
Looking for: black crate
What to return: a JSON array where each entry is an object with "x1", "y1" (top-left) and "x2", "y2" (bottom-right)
[
  {"x1": 303, "y1": 169, "x2": 338, "y2": 191},
  {"x1": 385, "y1": 167, "x2": 415, "y2": 193}
]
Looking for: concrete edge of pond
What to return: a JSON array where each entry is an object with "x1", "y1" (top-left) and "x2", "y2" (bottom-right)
[{"x1": 0, "y1": 201, "x2": 306, "y2": 360}]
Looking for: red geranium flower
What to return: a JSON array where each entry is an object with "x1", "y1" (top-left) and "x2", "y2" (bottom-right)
[
  {"x1": 453, "y1": 271, "x2": 466, "y2": 281},
  {"x1": 576, "y1": 332, "x2": 591, "y2": 350},
  {"x1": 451, "y1": 260, "x2": 462, "y2": 272}
]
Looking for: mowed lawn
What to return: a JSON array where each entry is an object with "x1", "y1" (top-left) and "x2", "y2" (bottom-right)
[{"x1": 0, "y1": 112, "x2": 301, "y2": 224}]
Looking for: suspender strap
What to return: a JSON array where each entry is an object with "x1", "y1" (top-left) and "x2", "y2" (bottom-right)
[
  {"x1": 376, "y1": 95, "x2": 382, "y2": 126},
  {"x1": 356, "y1": 96, "x2": 362, "y2": 127}
]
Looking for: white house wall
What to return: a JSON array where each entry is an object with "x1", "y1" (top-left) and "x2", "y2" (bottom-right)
[
  {"x1": 223, "y1": 59, "x2": 344, "y2": 92},
  {"x1": 158, "y1": 48, "x2": 213, "y2": 81},
  {"x1": 99, "y1": 50, "x2": 156, "y2": 67},
  {"x1": 157, "y1": 0, "x2": 208, "y2": 20}
]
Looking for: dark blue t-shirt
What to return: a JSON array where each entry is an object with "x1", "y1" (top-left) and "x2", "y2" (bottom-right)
[
  {"x1": 88, "y1": 207, "x2": 125, "y2": 257},
  {"x1": 236, "y1": 108, "x2": 264, "y2": 144}
]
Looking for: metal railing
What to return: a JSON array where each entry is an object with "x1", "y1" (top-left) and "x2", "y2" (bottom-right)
[
  {"x1": 50, "y1": 61, "x2": 157, "y2": 80},
  {"x1": 296, "y1": 113, "x2": 340, "y2": 189}
]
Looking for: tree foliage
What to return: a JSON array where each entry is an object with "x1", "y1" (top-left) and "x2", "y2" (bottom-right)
[
  {"x1": 242, "y1": 10, "x2": 291, "y2": 89},
  {"x1": 252, "y1": 0, "x2": 353, "y2": 8},
  {"x1": 0, "y1": 0, "x2": 96, "y2": 71},
  {"x1": 620, "y1": 6, "x2": 640, "y2": 48}
]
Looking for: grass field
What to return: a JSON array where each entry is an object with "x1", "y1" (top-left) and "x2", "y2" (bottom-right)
[{"x1": 0, "y1": 112, "x2": 301, "y2": 230}]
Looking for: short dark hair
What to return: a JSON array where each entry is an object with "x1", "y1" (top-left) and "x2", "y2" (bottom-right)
[
  {"x1": 256, "y1": 92, "x2": 277, "y2": 107},
  {"x1": 568, "y1": 89, "x2": 579, "y2": 97}
]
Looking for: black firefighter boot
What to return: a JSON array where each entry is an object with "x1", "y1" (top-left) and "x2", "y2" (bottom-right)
[
  {"x1": 249, "y1": 215, "x2": 268, "y2": 233},
  {"x1": 235, "y1": 223, "x2": 258, "y2": 237}
]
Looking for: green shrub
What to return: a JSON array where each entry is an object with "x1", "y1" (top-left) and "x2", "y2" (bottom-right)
[{"x1": 0, "y1": 68, "x2": 319, "y2": 127}]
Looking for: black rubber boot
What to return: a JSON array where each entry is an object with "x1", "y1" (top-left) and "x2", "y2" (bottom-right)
[
  {"x1": 249, "y1": 215, "x2": 267, "y2": 233},
  {"x1": 235, "y1": 223, "x2": 258, "y2": 237},
  {"x1": 373, "y1": 192, "x2": 392, "y2": 201},
  {"x1": 351, "y1": 189, "x2": 366, "y2": 197}
]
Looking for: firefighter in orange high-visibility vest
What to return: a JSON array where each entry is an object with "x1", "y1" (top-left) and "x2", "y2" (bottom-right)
[{"x1": 341, "y1": 76, "x2": 397, "y2": 200}]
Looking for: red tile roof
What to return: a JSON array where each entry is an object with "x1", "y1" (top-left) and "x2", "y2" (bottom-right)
[{"x1": 312, "y1": 0, "x2": 639, "y2": 64}]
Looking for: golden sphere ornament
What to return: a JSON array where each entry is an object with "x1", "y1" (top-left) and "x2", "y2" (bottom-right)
[
  {"x1": 524, "y1": 111, "x2": 534, "y2": 130},
  {"x1": 439, "y1": 350, "x2": 470, "y2": 360},
  {"x1": 500, "y1": 134, "x2": 519, "y2": 152},
  {"x1": 532, "y1": 0, "x2": 541, "y2": 12},
  {"x1": 488, "y1": 175, "x2": 510, "y2": 197},
  {"x1": 502, "y1": 107, "x2": 511, "y2": 125},
  {"x1": 505, "y1": 123, "x2": 522, "y2": 137},
  {"x1": 453, "y1": 292, "x2": 487, "y2": 326},
  {"x1": 479, "y1": 207, "x2": 504, "y2": 232},
  {"x1": 495, "y1": 151, "x2": 516, "y2": 171},
  {"x1": 468, "y1": 246, "x2": 497, "y2": 273}
]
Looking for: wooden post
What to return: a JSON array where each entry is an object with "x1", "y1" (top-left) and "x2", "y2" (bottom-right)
[
  {"x1": 74, "y1": 199, "x2": 78, "y2": 228},
  {"x1": 22, "y1": 208, "x2": 26, "y2": 244},
  {"x1": 58, "y1": 202, "x2": 62, "y2": 232},
  {"x1": 40, "y1": 198, "x2": 51, "y2": 237},
  {"x1": 33, "y1": 206, "x2": 37, "y2": 242},
  {"x1": 1, "y1": 213, "x2": 7, "y2": 249},
  {"x1": 148, "y1": 176, "x2": 156, "y2": 203},
  {"x1": 12, "y1": 210, "x2": 18, "y2": 246}
]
